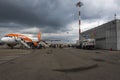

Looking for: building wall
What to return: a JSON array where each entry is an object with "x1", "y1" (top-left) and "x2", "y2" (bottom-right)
[
  {"x1": 105, "y1": 20, "x2": 117, "y2": 50},
  {"x1": 117, "y1": 20, "x2": 120, "y2": 50},
  {"x1": 82, "y1": 19, "x2": 118, "y2": 50}
]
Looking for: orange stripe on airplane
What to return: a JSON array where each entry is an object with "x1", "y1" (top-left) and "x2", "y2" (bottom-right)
[{"x1": 5, "y1": 33, "x2": 33, "y2": 42}]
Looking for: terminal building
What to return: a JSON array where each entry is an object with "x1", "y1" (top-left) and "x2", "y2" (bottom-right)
[{"x1": 81, "y1": 19, "x2": 120, "y2": 50}]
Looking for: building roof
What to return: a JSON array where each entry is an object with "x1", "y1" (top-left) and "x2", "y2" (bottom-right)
[{"x1": 82, "y1": 19, "x2": 120, "y2": 34}]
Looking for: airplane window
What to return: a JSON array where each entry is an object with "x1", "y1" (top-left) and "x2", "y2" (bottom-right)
[{"x1": 4, "y1": 36, "x2": 8, "y2": 37}]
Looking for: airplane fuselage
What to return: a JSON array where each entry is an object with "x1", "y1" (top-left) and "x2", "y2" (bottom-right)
[
  {"x1": 1, "y1": 33, "x2": 36, "y2": 48},
  {"x1": 1, "y1": 36, "x2": 18, "y2": 44}
]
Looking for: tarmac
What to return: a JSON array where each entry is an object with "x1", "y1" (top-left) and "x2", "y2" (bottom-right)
[{"x1": 0, "y1": 48, "x2": 120, "y2": 80}]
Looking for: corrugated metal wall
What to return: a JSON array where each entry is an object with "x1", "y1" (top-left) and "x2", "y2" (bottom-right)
[
  {"x1": 117, "y1": 20, "x2": 120, "y2": 50},
  {"x1": 82, "y1": 19, "x2": 119, "y2": 50}
]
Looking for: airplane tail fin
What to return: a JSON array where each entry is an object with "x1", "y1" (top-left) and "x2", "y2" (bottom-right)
[{"x1": 37, "y1": 31, "x2": 41, "y2": 42}]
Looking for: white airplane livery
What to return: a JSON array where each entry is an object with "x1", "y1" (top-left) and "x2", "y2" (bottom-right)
[{"x1": 1, "y1": 32, "x2": 41, "y2": 48}]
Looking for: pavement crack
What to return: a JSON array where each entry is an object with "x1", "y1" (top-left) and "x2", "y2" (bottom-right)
[{"x1": 53, "y1": 64, "x2": 98, "y2": 73}]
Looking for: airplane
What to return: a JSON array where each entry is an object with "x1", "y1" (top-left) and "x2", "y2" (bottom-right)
[{"x1": 0, "y1": 32, "x2": 41, "y2": 49}]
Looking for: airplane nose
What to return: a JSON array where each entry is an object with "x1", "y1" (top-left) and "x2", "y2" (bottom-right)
[
  {"x1": 1, "y1": 37, "x2": 17, "y2": 44},
  {"x1": 1, "y1": 37, "x2": 8, "y2": 42}
]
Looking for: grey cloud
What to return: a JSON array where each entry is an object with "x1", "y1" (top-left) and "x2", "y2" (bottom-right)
[
  {"x1": 0, "y1": 0, "x2": 76, "y2": 30},
  {"x1": 81, "y1": 0, "x2": 119, "y2": 20},
  {"x1": 0, "y1": 0, "x2": 120, "y2": 33},
  {"x1": 0, "y1": 0, "x2": 41, "y2": 26}
]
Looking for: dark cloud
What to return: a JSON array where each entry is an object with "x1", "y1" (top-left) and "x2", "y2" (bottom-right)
[
  {"x1": 0, "y1": 0, "x2": 77, "y2": 31},
  {"x1": 0, "y1": 0, "x2": 120, "y2": 34},
  {"x1": 0, "y1": 0, "x2": 42, "y2": 26}
]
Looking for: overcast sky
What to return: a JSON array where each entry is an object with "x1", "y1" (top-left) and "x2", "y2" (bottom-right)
[{"x1": 0, "y1": 0, "x2": 120, "y2": 43}]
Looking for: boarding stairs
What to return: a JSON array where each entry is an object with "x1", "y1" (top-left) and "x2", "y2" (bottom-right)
[
  {"x1": 15, "y1": 38, "x2": 31, "y2": 48},
  {"x1": 39, "y1": 41, "x2": 49, "y2": 47}
]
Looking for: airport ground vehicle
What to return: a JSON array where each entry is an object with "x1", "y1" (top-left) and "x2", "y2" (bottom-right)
[
  {"x1": 76, "y1": 39, "x2": 96, "y2": 49},
  {"x1": 76, "y1": 40, "x2": 82, "y2": 48},
  {"x1": 81, "y1": 39, "x2": 96, "y2": 49}
]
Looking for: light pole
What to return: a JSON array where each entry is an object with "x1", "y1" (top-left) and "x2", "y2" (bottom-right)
[{"x1": 76, "y1": 1, "x2": 83, "y2": 41}]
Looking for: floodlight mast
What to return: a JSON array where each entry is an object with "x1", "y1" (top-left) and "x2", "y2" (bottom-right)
[
  {"x1": 76, "y1": 1, "x2": 83, "y2": 41},
  {"x1": 114, "y1": 13, "x2": 116, "y2": 20}
]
